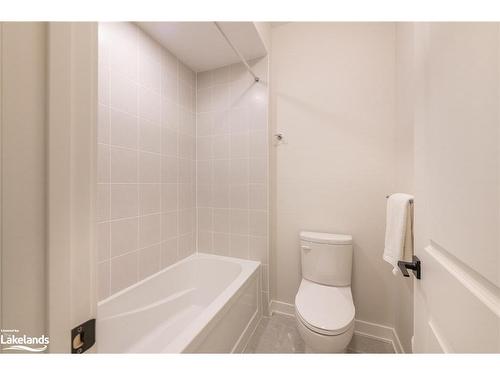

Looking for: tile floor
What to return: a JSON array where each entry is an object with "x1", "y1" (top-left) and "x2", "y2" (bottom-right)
[
  {"x1": 244, "y1": 313, "x2": 394, "y2": 353},
  {"x1": 244, "y1": 313, "x2": 306, "y2": 353}
]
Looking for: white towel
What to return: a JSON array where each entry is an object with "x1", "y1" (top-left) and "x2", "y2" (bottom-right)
[{"x1": 383, "y1": 193, "x2": 414, "y2": 275}]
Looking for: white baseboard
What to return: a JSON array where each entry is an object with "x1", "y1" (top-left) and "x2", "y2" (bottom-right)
[
  {"x1": 353, "y1": 319, "x2": 404, "y2": 353},
  {"x1": 269, "y1": 299, "x2": 404, "y2": 354},
  {"x1": 269, "y1": 299, "x2": 295, "y2": 316}
]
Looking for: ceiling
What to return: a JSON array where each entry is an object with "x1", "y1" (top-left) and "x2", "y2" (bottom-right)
[{"x1": 136, "y1": 22, "x2": 268, "y2": 73}]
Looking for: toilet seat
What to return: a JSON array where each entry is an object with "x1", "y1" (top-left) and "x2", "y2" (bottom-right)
[{"x1": 295, "y1": 278, "x2": 355, "y2": 336}]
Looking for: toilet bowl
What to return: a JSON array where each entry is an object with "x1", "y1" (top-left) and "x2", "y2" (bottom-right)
[
  {"x1": 295, "y1": 279, "x2": 355, "y2": 353},
  {"x1": 295, "y1": 231, "x2": 355, "y2": 353}
]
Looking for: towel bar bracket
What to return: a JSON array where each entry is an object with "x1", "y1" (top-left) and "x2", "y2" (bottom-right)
[{"x1": 398, "y1": 256, "x2": 421, "y2": 279}]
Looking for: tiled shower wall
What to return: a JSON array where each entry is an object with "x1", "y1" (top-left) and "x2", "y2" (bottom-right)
[
  {"x1": 195, "y1": 59, "x2": 270, "y2": 310},
  {"x1": 97, "y1": 23, "x2": 196, "y2": 301}
]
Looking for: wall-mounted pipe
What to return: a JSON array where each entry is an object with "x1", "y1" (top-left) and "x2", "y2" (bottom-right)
[{"x1": 213, "y1": 22, "x2": 260, "y2": 82}]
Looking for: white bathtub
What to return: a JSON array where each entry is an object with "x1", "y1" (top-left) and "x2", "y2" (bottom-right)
[{"x1": 97, "y1": 253, "x2": 261, "y2": 353}]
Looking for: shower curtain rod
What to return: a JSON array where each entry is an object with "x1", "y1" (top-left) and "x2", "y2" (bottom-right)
[{"x1": 213, "y1": 22, "x2": 260, "y2": 82}]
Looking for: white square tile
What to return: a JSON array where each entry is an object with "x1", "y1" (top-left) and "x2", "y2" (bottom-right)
[
  {"x1": 249, "y1": 157, "x2": 267, "y2": 184},
  {"x1": 179, "y1": 133, "x2": 194, "y2": 159},
  {"x1": 110, "y1": 72, "x2": 138, "y2": 116},
  {"x1": 197, "y1": 184, "x2": 212, "y2": 207},
  {"x1": 97, "y1": 144, "x2": 110, "y2": 183},
  {"x1": 97, "y1": 222, "x2": 110, "y2": 262},
  {"x1": 96, "y1": 184, "x2": 110, "y2": 222},
  {"x1": 179, "y1": 80, "x2": 194, "y2": 110},
  {"x1": 212, "y1": 135, "x2": 230, "y2": 159},
  {"x1": 213, "y1": 233, "x2": 230, "y2": 256},
  {"x1": 211, "y1": 85, "x2": 230, "y2": 112},
  {"x1": 230, "y1": 234, "x2": 249, "y2": 259},
  {"x1": 197, "y1": 160, "x2": 212, "y2": 185},
  {"x1": 249, "y1": 210, "x2": 267, "y2": 236},
  {"x1": 161, "y1": 100, "x2": 179, "y2": 130},
  {"x1": 178, "y1": 233, "x2": 195, "y2": 259},
  {"x1": 110, "y1": 183, "x2": 138, "y2": 219},
  {"x1": 110, "y1": 218, "x2": 138, "y2": 257},
  {"x1": 213, "y1": 111, "x2": 230, "y2": 135},
  {"x1": 213, "y1": 159, "x2": 230, "y2": 185},
  {"x1": 249, "y1": 184, "x2": 267, "y2": 210},
  {"x1": 139, "y1": 152, "x2": 161, "y2": 183},
  {"x1": 230, "y1": 158, "x2": 248, "y2": 185},
  {"x1": 98, "y1": 261, "x2": 110, "y2": 301},
  {"x1": 197, "y1": 136, "x2": 212, "y2": 160},
  {"x1": 229, "y1": 107, "x2": 250, "y2": 134},
  {"x1": 161, "y1": 128, "x2": 178, "y2": 157},
  {"x1": 213, "y1": 208, "x2": 229, "y2": 233},
  {"x1": 179, "y1": 109, "x2": 196, "y2": 136},
  {"x1": 139, "y1": 86, "x2": 162, "y2": 124},
  {"x1": 98, "y1": 67, "x2": 110, "y2": 106},
  {"x1": 196, "y1": 112, "x2": 214, "y2": 137},
  {"x1": 230, "y1": 209, "x2": 249, "y2": 235},
  {"x1": 161, "y1": 238, "x2": 178, "y2": 268},
  {"x1": 162, "y1": 183, "x2": 178, "y2": 212},
  {"x1": 162, "y1": 211, "x2": 178, "y2": 240},
  {"x1": 179, "y1": 183, "x2": 194, "y2": 209},
  {"x1": 161, "y1": 54, "x2": 178, "y2": 103},
  {"x1": 197, "y1": 88, "x2": 211, "y2": 113},
  {"x1": 231, "y1": 133, "x2": 249, "y2": 158},
  {"x1": 197, "y1": 231, "x2": 213, "y2": 253},
  {"x1": 110, "y1": 109, "x2": 138, "y2": 149},
  {"x1": 138, "y1": 54, "x2": 162, "y2": 93},
  {"x1": 139, "y1": 243, "x2": 161, "y2": 278},
  {"x1": 161, "y1": 156, "x2": 178, "y2": 183},
  {"x1": 249, "y1": 131, "x2": 267, "y2": 158},
  {"x1": 198, "y1": 207, "x2": 213, "y2": 231},
  {"x1": 249, "y1": 235, "x2": 268, "y2": 264},
  {"x1": 250, "y1": 100, "x2": 268, "y2": 132},
  {"x1": 98, "y1": 104, "x2": 110, "y2": 144},
  {"x1": 139, "y1": 183, "x2": 161, "y2": 215},
  {"x1": 139, "y1": 214, "x2": 161, "y2": 248},
  {"x1": 179, "y1": 209, "x2": 194, "y2": 235},
  {"x1": 212, "y1": 184, "x2": 229, "y2": 208},
  {"x1": 230, "y1": 185, "x2": 249, "y2": 209},
  {"x1": 110, "y1": 251, "x2": 138, "y2": 294},
  {"x1": 178, "y1": 158, "x2": 192, "y2": 184},
  {"x1": 139, "y1": 118, "x2": 162, "y2": 153},
  {"x1": 110, "y1": 147, "x2": 137, "y2": 183}
]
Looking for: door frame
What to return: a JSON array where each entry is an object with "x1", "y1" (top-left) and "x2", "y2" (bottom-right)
[{"x1": 46, "y1": 22, "x2": 98, "y2": 353}]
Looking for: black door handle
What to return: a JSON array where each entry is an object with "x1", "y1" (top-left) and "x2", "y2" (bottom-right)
[{"x1": 397, "y1": 256, "x2": 421, "y2": 279}]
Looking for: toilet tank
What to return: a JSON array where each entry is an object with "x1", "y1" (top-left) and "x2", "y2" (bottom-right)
[{"x1": 299, "y1": 231, "x2": 353, "y2": 287}]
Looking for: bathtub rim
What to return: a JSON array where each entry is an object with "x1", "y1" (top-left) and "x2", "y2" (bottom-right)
[{"x1": 97, "y1": 252, "x2": 259, "y2": 307}]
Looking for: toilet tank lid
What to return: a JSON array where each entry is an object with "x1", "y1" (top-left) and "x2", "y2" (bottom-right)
[{"x1": 300, "y1": 231, "x2": 352, "y2": 245}]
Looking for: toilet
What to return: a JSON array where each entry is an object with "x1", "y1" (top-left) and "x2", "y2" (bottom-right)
[{"x1": 295, "y1": 231, "x2": 355, "y2": 353}]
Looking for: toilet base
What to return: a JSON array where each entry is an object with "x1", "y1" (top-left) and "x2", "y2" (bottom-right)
[{"x1": 296, "y1": 312, "x2": 354, "y2": 353}]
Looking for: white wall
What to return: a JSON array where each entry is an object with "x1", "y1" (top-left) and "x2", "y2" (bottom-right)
[
  {"x1": 394, "y1": 22, "x2": 415, "y2": 353},
  {"x1": 97, "y1": 23, "x2": 197, "y2": 300},
  {"x1": 0, "y1": 22, "x2": 47, "y2": 340},
  {"x1": 270, "y1": 23, "x2": 411, "y2": 330}
]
